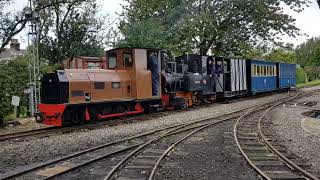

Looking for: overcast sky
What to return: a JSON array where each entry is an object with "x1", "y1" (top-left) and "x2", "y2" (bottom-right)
[{"x1": 5, "y1": 0, "x2": 320, "y2": 49}]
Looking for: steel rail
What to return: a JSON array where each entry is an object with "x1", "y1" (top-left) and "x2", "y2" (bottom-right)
[
  {"x1": 258, "y1": 99, "x2": 319, "y2": 180},
  {"x1": 234, "y1": 90, "x2": 319, "y2": 180},
  {"x1": 1, "y1": 92, "x2": 293, "y2": 180},
  {"x1": 1, "y1": 98, "x2": 277, "y2": 180},
  {"x1": 148, "y1": 118, "x2": 232, "y2": 180},
  {"x1": 105, "y1": 94, "x2": 293, "y2": 180},
  {"x1": 148, "y1": 92, "x2": 295, "y2": 180},
  {"x1": 104, "y1": 116, "x2": 239, "y2": 180},
  {"x1": 0, "y1": 91, "x2": 288, "y2": 142}
]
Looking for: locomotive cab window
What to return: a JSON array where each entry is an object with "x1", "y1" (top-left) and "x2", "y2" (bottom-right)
[
  {"x1": 108, "y1": 53, "x2": 117, "y2": 69},
  {"x1": 112, "y1": 82, "x2": 121, "y2": 89},
  {"x1": 123, "y1": 52, "x2": 133, "y2": 67}
]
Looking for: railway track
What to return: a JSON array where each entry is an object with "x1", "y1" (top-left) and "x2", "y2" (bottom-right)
[
  {"x1": 234, "y1": 91, "x2": 319, "y2": 180},
  {"x1": 0, "y1": 92, "x2": 284, "y2": 142},
  {"x1": 0, "y1": 93, "x2": 292, "y2": 180},
  {"x1": 104, "y1": 92, "x2": 302, "y2": 180},
  {"x1": 0, "y1": 113, "x2": 165, "y2": 142}
]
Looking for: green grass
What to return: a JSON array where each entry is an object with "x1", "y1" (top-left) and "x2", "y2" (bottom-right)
[
  {"x1": 3, "y1": 113, "x2": 16, "y2": 121},
  {"x1": 297, "y1": 79, "x2": 320, "y2": 88}
]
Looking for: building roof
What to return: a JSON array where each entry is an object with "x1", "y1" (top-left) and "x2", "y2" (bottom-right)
[
  {"x1": 0, "y1": 48, "x2": 28, "y2": 63},
  {"x1": 78, "y1": 56, "x2": 101, "y2": 61}
]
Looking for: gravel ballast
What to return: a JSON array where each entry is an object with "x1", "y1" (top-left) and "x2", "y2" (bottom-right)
[
  {"x1": 266, "y1": 91, "x2": 320, "y2": 176},
  {"x1": 0, "y1": 93, "x2": 285, "y2": 174},
  {"x1": 155, "y1": 120, "x2": 259, "y2": 180}
]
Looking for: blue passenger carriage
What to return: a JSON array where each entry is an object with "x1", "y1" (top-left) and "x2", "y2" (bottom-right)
[
  {"x1": 247, "y1": 60, "x2": 277, "y2": 93},
  {"x1": 277, "y1": 62, "x2": 296, "y2": 89}
]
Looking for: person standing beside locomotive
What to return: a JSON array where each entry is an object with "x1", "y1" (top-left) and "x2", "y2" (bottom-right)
[{"x1": 148, "y1": 52, "x2": 160, "y2": 96}]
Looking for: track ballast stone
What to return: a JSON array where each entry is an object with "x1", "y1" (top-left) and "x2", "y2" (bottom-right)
[
  {"x1": 267, "y1": 92, "x2": 320, "y2": 176},
  {"x1": 155, "y1": 120, "x2": 259, "y2": 180},
  {"x1": 0, "y1": 93, "x2": 284, "y2": 175}
]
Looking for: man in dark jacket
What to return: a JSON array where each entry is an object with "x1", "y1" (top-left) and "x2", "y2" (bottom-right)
[{"x1": 148, "y1": 53, "x2": 159, "y2": 96}]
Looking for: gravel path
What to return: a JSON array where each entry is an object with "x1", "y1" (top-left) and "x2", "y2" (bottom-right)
[
  {"x1": 267, "y1": 92, "x2": 320, "y2": 176},
  {"x1": 0, "y1": 93, "x2": 284, "y2": 174},
  {"x1": 155, "y1": 120, "x2": 259, "y2": 180}
]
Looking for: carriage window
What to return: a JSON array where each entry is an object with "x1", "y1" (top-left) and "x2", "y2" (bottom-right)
[
  {"x1": 272, "y1": 66, "x2": 275, "y2": 76},
  {"x1": 94, "y1": 82, "x2": 105, "y2": 90},
  {"x1": 264, "y1": 66, "x2": 267, "y2": 76},
  {"x1": 254, "y1": 65, "x2": 257, "y2": 76},
  {"x1": 269, "y1": 66, "x2": 272, "y2": 76},
  {"x1": 108, "y1": 53, "x2": 117, "y2": 69},
  {"x1": 71, "y1": 90, "x2": 84, "y2": 97},
  {"x1": 265, "y1": 66, "x2": 269, "y2": 76},
  {"x1": 257, "y1": 65, "x2": 260, "y2": 76},
  {"x1": 274, "y1": 66, "x2": 277, "y2": 76},
  {"x1": 123, "y1": 53, "x2": 133, "y2": 67},
  {"x1": 112, "y1": 82, "x2": 121, "y2": 89},
  {"x1": 252, "y1": 65, "x2": 255, "y2": 76},
  {"x1": 267, "y1": 66, "x2": 270, "y2": 76}
]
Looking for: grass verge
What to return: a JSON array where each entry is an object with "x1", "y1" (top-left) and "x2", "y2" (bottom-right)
[{"x1": 297, "y1": 79, "x2": 320, "y2": 88}]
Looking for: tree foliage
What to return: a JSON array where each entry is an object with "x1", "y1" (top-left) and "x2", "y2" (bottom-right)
[
  {"x1": 0, "y1": 0, "x2": 28, "y2": 53},
  {"x1": 35, "y1": 0, "x2": 106, "y2": 65},
  {"x1": 119, "y1": 0, "x2": 308, "y2": 56},
  {"x1": 295, "y1": 37, "x2": 320, "y2": 68},
  {"x1": 0, "y1": 56, "x2": 30, "y2": 121}
]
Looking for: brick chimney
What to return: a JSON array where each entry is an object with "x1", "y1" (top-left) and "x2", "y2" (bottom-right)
[{"x1": 10, "y1": 39, "x2": 20, "y2": 51}]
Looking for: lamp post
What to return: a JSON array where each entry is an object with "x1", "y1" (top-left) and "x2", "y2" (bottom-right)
[{"x1": 23, "y1": 0, "x2": 40, "y2": 117}]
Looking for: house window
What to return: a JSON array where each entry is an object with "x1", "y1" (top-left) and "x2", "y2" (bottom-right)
[
  {"x1": 112, "y1": 82, "x2": 121, "y2": 89},
  {"x1": 71, "y1": 90, "x2": 84, "y2": 97},
  {"x1": 94, "y1": 82, "x2": 105, "y2": 90},
  {"x1": 123, "y1": 52, "x2": 133, "y2": 67},
  {"x1": 108, "y1": 53, "x2": 117, "y2": 69}
]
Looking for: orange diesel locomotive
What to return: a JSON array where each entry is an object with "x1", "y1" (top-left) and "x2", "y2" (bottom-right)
[{"x1": 37, "y1": 48, "x2": 216, "y2": 126}]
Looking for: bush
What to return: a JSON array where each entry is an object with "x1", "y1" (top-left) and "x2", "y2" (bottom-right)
[
  {"x1": 296, "y1": 67, "x2": 306, "y2": 84},
  {"x1": 0, "y1": 56, "x2": 30, "y2": 121}
]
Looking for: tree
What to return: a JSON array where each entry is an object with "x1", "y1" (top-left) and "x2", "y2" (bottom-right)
[
  {"x1": 119, "y1": 0, "x2": 308, "y2": 56},
  {"x1": 0, "y1": 0, "x2": 28, "y2": 53},
  {"x1": 35, "y1": 0, "x2": 106, "y2": 65},
  {"x1": 265, "y1": 48, "x2": 295, "y2": 63},
  {"x1": 295, "y1": 37, "x2": 320, "y2": 68}
]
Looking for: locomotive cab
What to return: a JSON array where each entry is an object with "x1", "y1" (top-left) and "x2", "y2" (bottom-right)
[
  {"x1": 38, "y1": 48, "x2": 165, "y2": 126},
  {"x1": 41, "y1": 71, "x2": 69, "y2": 104}
]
